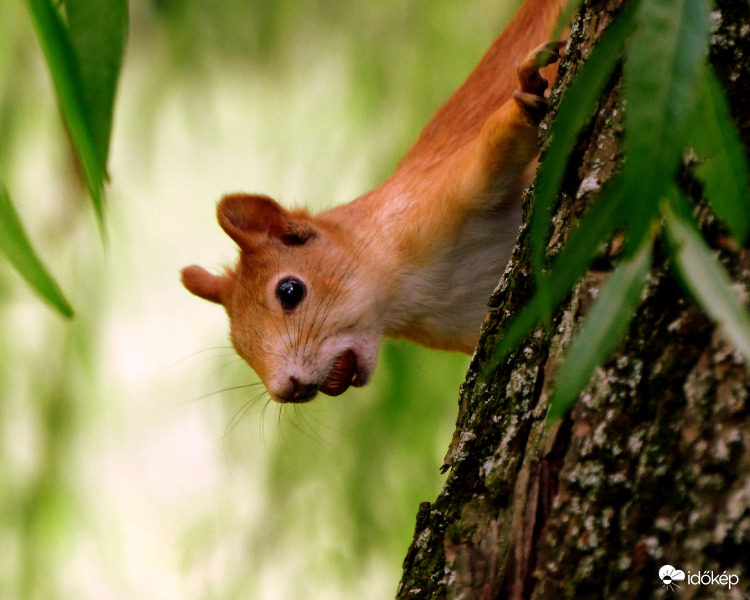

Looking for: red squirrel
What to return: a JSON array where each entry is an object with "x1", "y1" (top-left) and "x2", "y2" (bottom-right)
[{"x1": 182, "y1": 0, "x2": 567, "y2": 403}]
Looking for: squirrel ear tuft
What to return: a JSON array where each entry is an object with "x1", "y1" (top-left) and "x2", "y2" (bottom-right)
[
  {"x1": 181, "y1": 265, "x2": 227, "y2": 304},
  {"x1": 217, "y1": 193, "x2": 316, "y2": 250}
]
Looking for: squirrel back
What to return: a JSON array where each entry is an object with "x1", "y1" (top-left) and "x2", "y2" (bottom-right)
[{"x1": 401, "y1": 0, "x2": 566, "y2": 170}]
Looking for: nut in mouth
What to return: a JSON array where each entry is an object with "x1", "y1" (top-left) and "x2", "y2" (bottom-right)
[{"x1": 319, "y1": 349, "x2": 359, "y2": 396}]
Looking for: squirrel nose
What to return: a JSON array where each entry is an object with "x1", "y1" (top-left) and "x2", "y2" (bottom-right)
[{"x1": 284, "y1": 377, "x2": 318, "y2": 403}]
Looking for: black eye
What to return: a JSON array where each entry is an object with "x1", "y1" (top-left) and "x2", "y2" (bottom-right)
[{"x1": 276, "y1": 277, "x2": 306, "y2": 311}]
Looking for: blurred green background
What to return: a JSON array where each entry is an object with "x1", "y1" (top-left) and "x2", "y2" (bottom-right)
[{"x1": 0, "y1": 0, "x2": 520, "y2": 598}]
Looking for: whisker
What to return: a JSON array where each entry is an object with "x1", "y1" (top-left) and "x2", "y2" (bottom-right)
[
  {"x1": 254, "y1": 395, "x2": 275, "y2": 449},
  {"x1": 276, "y1": 403, "x2": 291, "y2": 452},
  {"x1": 288, "y1": 404, "x2": 329, "y2": 444},
  {"x1": 295, "y1": 265, "x2": 314, "y2": 361},
  {"x1": 224, "y1": 387, "x2": 271, "y2": 437},
  {"x1": 221, "y1": 389, "x2": 273, "y2": 461},
  {"x1": 161, "y1": 346, "x2": 238, "y2": 372},
  {"x1": 212, "y1": 355, "x2": 254, "y2": 375},
  {"x1": 301, "y1": 405, "x2": 346, "y2": 439},
  {"x1": 182, "y1": 381, "x2": 266, "y2": 405},
  {"x1": 307, "y1": 247, "x2": 355, "y2": 348},
  {"x1": 271, "y1": 316, "x2": 293, "y2": 358},
  {"x1": 303, "y1": 234, "x2": 346, "y2": 354},
  {"x1": 302, "y1": 253, "x2": 340, "y2": 356}
]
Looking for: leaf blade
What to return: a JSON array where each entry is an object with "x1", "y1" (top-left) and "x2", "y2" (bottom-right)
[
  {"x1": 482, "y1": 180, "x2": 629, "y2": 381},
  {"x1": 547, "y1": 232, "x2": 653, "y2": 421},
  {"x1": 663, "y1": 200, "x2": 750, "y2": 363},
  {"x1": 689, "y1": 66, "x2": 750, "y2": 245},
  {"x1": 0, "y1": 185, "x2": 74, "y2": 318},
  {"x1": 623, "y1": 0, "x2": 712, "y2": 203},
  {"x1": 65, "y1": 0, "x2": 128, "y2": 169},
  {"x1": 531, "y1": 1, "x2": 639, "y2": 305},
  {"x1": 24, "y1": 0, "x2": 106, "y2": 223}
]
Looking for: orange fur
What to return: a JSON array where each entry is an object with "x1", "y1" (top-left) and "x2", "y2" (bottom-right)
[{"x1": 183, "y1": 0, "x2": 569, "y2": 403}]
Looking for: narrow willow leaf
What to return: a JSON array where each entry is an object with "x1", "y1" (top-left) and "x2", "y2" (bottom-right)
[
  {"x1": 689, "y1": 66, "x2": 750, "y2": 245},
  {"x1": 623, "y1": 0, "x2": 712, "y2": 206},
  {"x1": 531, "y1": 0, "x2": 638, "y2": 313},
  {"x1": 481, "y1": 180, "x2": 628, "y2": 381},
  {"x1": 547, "y1": 233, "x2": 653, "y2": 421},
  {"x1": 0, "y1": 186, "x2": 74, "y2": 318},
  {"x1": 25, "y1": 0, "x2": 106, "y2": 224},
  {"x1": 663, "y1": 201, "x2": 750, "y2": 363},
  {"x1": 66, "y1": 0, "x2": 128, "y2": 168}
]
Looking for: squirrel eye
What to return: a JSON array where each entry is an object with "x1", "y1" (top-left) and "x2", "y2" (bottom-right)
[{"x1": 275, "y1": 277, "x2": 306, "y2": 311}]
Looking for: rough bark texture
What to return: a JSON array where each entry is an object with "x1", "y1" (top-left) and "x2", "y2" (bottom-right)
[{"x1": 397, "y1": 0, "x2": 750, "y2": 598}]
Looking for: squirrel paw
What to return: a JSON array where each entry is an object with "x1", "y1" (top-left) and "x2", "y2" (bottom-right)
[{"x1": 514, "y1": 40, "x2": 565, "y2": 125}]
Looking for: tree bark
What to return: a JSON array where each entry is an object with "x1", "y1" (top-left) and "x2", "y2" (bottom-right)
[{"x1": 397, "y1": 0, "x2": 750, "y2": 598}]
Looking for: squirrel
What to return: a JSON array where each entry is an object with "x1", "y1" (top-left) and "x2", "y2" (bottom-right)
[{"x1": 182, "y1": 0, "x2": 567, "y2": 403}]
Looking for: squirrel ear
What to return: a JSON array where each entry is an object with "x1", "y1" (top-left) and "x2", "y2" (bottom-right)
[
  {"x1": 181, "y1": 265, "x2": 227, "y2": 304},
  {"x1": 217, "y1": 193, "x2": 315, "y2": 250}
]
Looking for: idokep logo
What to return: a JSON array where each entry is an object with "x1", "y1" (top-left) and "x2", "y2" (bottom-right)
[
  {"x1": 659, "y1": 565, "x2": 685, "y2": 591},
  {"x1": 659, "y1": 564, "x2": 741, "y2": 591}
]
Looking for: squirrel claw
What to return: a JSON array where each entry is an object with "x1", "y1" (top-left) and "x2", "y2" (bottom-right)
[{"x1": 515, "y1": 40, "x2": 565, "y2": 124}]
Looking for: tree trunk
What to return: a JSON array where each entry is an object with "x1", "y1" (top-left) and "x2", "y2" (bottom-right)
[{"x1": 397, "y1": 0, "x2": 750, "y2": 598}]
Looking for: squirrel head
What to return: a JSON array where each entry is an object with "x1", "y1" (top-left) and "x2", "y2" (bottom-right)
[{"x1": 182, "y1": 193, "x2": 383, "y2": 403}]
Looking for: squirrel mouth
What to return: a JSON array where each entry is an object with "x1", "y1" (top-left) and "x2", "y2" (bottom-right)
[{"x1": 319, "y1": 350, "x2": 359, "y2": 396}]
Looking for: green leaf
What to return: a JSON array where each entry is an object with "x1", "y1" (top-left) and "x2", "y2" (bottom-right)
[
  {"x1": 531, "y1": 0, "x2": 639, "y2": 313},
  {"x1": 65, "y1": 0, "x2": 128, "y2": 169},
  {"x1": 481, "y1": 180, "x2": 629, "y2": 382},
  {"x1": 663, "y1": 199, "x2": 750, "y2": 363},
  {"x1": 0, "y1": 185, "x2": 74, "y2": 318},
  {"x1": 689, "y1": 66, "x2": 750, "y2": 245},
  {"x1": 622, "y1": 0, "x2": 712, "y2": 217},
  {"x1": 547, "y1": 232, "x2": 653, "y2": 421},
  {"x1": 24, "y1": 0, "x2": 107, "y2": 224}
]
